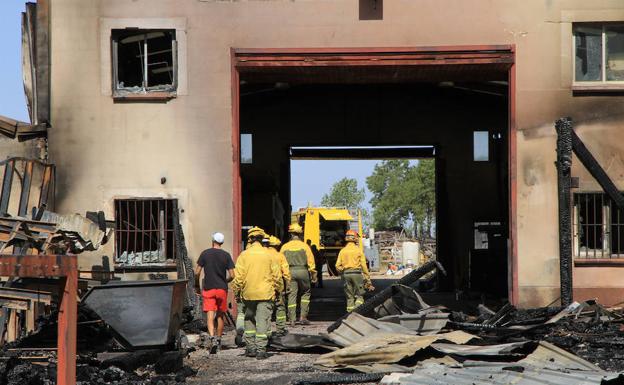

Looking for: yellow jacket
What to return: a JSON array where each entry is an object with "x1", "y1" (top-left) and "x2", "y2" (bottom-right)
[
  {"x1": 336, "y1": 242, "x2": 370, "y2": 279},
  {"x1": 233, "y1": 242, "x2": 280, "y2": 301},
  {"x1": 281, "y1": 239, "x2": 316, "y2": 273},
  {"x1": 270, "y1": 248, "x2": 291, "y2": 287}
]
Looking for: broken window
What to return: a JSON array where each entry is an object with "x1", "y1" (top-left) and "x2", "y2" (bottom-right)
[
  {"x1": 111, "y1": 29, "x2": 177, "y2": 96},
  {"x1": 114, "y1": 198, "x2": 177, "y2": 265},
  {"x1": 573, "y1": 23, "x2": 624, "y2": 84}
]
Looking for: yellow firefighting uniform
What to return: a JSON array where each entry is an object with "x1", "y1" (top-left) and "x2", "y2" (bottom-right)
[
  {"x1": 269, "y1": 247, "x2": 291, "y2": 333},
  {"x1": 280, "y1": 239, "x2": 315, "y2": 321},
  {"x1": 335, "y1": 242, "x2": 370, "y2": 312},
  {"x1": 232, "y1": 242, "x2": 280, "y2": 353}
]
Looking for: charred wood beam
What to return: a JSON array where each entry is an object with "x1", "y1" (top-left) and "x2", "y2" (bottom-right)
[
  {"x1": 555, "y1": 117, "x2": 573, "y2": 307},
  {"x1": 571, "y1": 130, "x2": 624, "y2": 209}
]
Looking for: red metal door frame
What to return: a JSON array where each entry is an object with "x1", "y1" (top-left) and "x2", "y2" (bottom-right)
[
  {"x1": 230, "y1": 45, "x2": 518, "y2": 304},
  {"x1": 0, "y1": 254, "x2": 77, "y2": 384}
]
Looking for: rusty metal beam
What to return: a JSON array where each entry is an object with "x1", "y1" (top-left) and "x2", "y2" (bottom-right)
[
  {"x1": 57, "y1": 269, "x2": 77, "y2": 385},
  {"x1": 0, "y1": 160, "x2": 15, "y2": 216},
  {"x1": 18, "y1": 161, "x2": 33, "y2": 217},
  {"x1": 0, "y1": 254, "x2": 76, "y2": 385},
  {"x1": 36, "y1": 164, "x2": 54, "y2": 219},
  {"x1": 0, "y1": 254, "x2": 76, "y2": 277}
]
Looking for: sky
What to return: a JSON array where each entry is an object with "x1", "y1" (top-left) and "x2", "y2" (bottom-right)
[
  {"x1": 290, "y1": 160, "x2": 381, "y2": 212},
  {"x1": 0, "y1": 1, "x2": 29, "y2": 121}
]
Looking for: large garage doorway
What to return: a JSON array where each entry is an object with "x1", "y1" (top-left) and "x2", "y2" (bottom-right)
[{"x1": 231, "y1": 46, "x2": 517, "y2": 303}]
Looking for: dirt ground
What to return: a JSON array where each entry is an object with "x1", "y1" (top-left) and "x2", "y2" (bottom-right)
[{"x1": 186, "y1": 323, "x2": 338, "y2": 385}]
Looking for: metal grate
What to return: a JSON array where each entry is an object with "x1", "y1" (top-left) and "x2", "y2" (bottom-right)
[
  {"x1": 114, "y1": 198, "x2": 176, "y2": 264},
  {"x1": 573, "y1": 192, "x2": 624, "y2": 258}
]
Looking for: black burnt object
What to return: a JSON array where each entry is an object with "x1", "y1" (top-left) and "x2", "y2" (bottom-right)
[{"x1": 555, "y1": 117, "x2": 573, "y2": 307}]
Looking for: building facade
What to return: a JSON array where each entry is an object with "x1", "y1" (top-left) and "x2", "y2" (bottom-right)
[{"x1": 41, "y1": 0, "x2": 624, "y2": 307}]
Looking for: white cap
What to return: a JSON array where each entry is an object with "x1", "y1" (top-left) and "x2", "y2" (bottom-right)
[{"x1": 212, "y1": 232, "x2": 225, "y2": 244}]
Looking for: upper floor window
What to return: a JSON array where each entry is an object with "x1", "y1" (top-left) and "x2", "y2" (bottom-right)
[
  {"x1": 111, "y1": 29, "x2": 177, "y2": 98},
  {"x1": 574, "y1": 23, "x2": 624, "y2": 85}
]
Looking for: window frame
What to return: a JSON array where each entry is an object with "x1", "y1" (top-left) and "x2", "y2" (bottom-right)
[
  {"x1": 572, "y1": 22, "x2": 624, "y2": 90},
  {"x1": 113, "y1": 197, "x2": 178, "y2": 267},
  {"x1": 111, "y1": 28, "x2": 178, "y2": 99},
  {"x1": 572, "y1": 191, "x2": 624, "y2": 260}
]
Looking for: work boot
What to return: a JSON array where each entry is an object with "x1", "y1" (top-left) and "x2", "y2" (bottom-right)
[
  {"x1": 275, "y1": 329, "x2": 288, "y2": 337},
  {"x1": 209, "y1": 337, "x2": 220, "y2": 354},
  {"x1": 199, "y1": 332, "x2": 209, "y2": 349},
  {"x1": 235, "y1": 332, "x2": 245, "y2": 347},
  {"x1": 244, "y1": 348, "x2": 257, "y2": 358},
  {"x1": 299, "y1": 319, "x2": 311, "y2": 326},
  {"x1": 256, "y1": 351, "x2": 269, "y2": 360},
  {"x1": 289, "y1": 321, "x2": 296, "y2": 327}
]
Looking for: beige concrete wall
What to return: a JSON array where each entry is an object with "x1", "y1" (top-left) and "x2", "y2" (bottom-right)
[
  {"x1": 0, "y1": 137, "x2": 42, "y2": 160},
  {"x1": 49, "y1": 0, "x2": 624, "y2": 304}
]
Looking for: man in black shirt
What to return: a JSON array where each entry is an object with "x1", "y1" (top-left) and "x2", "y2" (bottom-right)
[{"x1": 194, "y1": 232, "x2": 235, "y2": 353}]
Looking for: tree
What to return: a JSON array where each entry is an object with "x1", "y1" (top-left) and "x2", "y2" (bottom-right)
[
  {"x1": 407, "y1": 159, "x2": 436, "y2": 238},
  {"x1": 366, "y1": 159, "x2": 436, "y2": 238},
  {"x1": 321, "y1": 178, "x2": 370, "y2": 228},
  {"x1": 321, "y1": 177, "x2": 365, "y2": 209},
  {"x1": 366, "y1": 160, "x2": 412, "y2": 230}
]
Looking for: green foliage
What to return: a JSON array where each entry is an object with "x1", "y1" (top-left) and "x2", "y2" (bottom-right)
[
  {"x1": 321, "y1": 178, "x2": 371, "y2": 228},
  {"x1": 366, "y1": 159, "x2": 436, "y2": 238},
  {"x1": 321, "y1": 177, "x2": 365, "y2": 208}
]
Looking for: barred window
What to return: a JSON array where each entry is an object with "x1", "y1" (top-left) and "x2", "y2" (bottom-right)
[
  {"x1": 574, "y1": 192, "x2": 624, "y2": 258},
  {"x1": 114, "y1": 198, "x2": 177, "y2": 265}
]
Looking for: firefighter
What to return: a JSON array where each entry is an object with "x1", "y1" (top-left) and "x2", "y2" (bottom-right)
[
  {"x1": 281, "y1": 223, "x2": 316, "y2": 326},
  {"x1": 268, "y1": 235, "x2": 291, "y2": 336},
  {"x1": 234, "y1": 227, "x2": 264, "y2": 347},
  {"x1": 335, "y1": 230, "x2": 374, "y2": 312},
  {"x1": 232, "y1": 226, "x2": 280, "y2": 359}
]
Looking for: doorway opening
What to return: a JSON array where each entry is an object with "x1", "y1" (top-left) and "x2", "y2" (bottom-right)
[{"x1": 232, "y1": 46, "x2": 516, "y2": 309}]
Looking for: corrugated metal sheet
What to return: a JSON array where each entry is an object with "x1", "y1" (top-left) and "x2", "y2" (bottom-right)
[
  {"x1": 378, "y1": 313, "x2": 449, "y2": 335},
  {"x1": 316, "y1": 330, "x2": 478, "y2": 368},
  {"x1": 431, "y1": 341, "x2": 535, "y2": 357},
  {"x1": 323, "y1": 312, "x2": 419, "y2": 347},
  {"x1": 40, "y1": 211, "x2": 106, "y2": 251},
  {"x1": 517, "y1": 341, "x2": 603, "y2": 372},
  {"x1": 380, "y1": 364, "x2": 621, "y2": 385}
]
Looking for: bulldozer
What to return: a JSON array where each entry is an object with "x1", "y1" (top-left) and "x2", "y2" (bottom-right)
[{"x1": 291, "y1": 207, "x2": 363, "y2": 278}]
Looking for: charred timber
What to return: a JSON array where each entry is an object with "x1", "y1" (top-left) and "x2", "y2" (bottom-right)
[{"x1": 555, "y1": 117, "x2": 573, "y2": 307}]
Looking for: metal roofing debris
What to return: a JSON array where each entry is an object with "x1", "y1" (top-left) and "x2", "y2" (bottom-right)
[
  {"x1": 517, "y1": 341, "x2": 603, "y2": 372},
  {"x1": 315, "y1": 330, "x2": 478, "y2": 369},
  {"x1": 375, "y1": 284, "x2": 433, "y2": 318},
  {"x1": 378, "y1": 312, "x2": 450, "y2": 335},
  {"x1": 379, "y1": 363, "x2": 623, "y2": 385},
  {"x1": 271, "y1": 333, "x2": 337, "y2": 351},
  {"x1": 430, "y1": 340, "x2": 535, "y2": 358},
  {"x1": 327, "y1": 261, "x2": 446, "y2": 333},
  {"x1": 40, "y1": 211, "x2": 107, "y2": 252},
  {"x1": 324, "y1": 312, "x2": 420, "y2": 347}
]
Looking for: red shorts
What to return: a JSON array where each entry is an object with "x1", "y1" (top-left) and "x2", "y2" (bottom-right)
[{"x1": 202, "y1": 289, "x2": 228, "y2": 312}]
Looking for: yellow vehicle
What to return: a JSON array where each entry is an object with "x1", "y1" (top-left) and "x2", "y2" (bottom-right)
[{"x1": 291, "y1": 207, "x2": 363, "y2": 276}]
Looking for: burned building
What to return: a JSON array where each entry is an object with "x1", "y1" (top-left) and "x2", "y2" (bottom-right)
[{"x1": 4, "y1": 0, "x2": 624, "y2": 308}]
